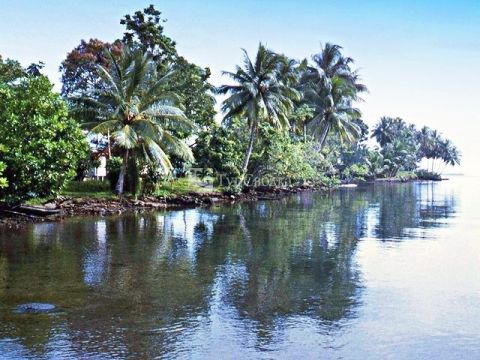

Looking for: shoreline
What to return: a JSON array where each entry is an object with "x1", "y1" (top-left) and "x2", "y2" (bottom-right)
[
  {"x1": 0, "y1": 184, "x2": 330, "y2": 227},
  {"x1": 0, "y1": 177, "x2": 446, "y2": 227}
]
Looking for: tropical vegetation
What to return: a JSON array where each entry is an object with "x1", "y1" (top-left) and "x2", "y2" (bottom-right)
[
  {"x1": 0, "y1": 4, "x2": 461, "y2": 207},
  {"x1": 0, "y1": 58, "x2": 88, "y2": 205}
]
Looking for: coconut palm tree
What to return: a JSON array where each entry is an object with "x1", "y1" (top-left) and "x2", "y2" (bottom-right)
[
  {"x1": 371, "y1": 117, "x2": 406, "y2": 147},
  {"x1": 303, "y1": 75, "x2": 362, "y2": 149},
  {"x1": 301, "y1": 43, "x2": 367, "y2": 149},
  {"x1": 307, "y1": 43, "x2": 367, "y2": 93},
  {"x1": 416, "y1": 126, "x2": 432, "y2": 159},
  {"x1": 217, "y1": 43, "x2": 300, "y2": 179},
  {"x1": 75, "y1": 45, "x2": 194, "y2": 194},
  {"x1": 439, "y1": 139, "x2": 461, "y2": 173}
]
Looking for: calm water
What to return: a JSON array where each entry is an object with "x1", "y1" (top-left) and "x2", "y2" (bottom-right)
[{"x1": 0, "y1": 177, "x2": 479, "y2": 359}]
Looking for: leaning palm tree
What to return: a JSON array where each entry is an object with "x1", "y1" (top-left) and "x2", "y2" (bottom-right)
[
  {"x1": 74, "y1": 45, "x2": 194, "y2": 194},
  {"x1": 217, "y1": 44, "x2": 300, "y2": 179}
]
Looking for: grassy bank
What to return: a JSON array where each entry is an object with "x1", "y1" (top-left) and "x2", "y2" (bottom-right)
[
  {"x1": 22, "y1": 169, "x2": 441, "y2": 207},
  {"x1": 24, "y1": 177, "x2": 221, "y2": 204}
]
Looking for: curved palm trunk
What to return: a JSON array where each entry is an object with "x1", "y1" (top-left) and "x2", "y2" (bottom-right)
[
  {"x1": 115, "y1": 149, "x2": 129, "y2": 195},
  {"x1": 241, "y1": 123, "x2": 257, "y2": 180}
]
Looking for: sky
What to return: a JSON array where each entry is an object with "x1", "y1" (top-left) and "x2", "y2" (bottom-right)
[{"x1": 1, "y1": 0, "x2": 479, "y2": 175}]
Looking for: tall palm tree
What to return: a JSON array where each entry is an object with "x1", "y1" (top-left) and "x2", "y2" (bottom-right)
[
  {"x1": 75, "y1": 46, "x2": 194, "y2": 194},
  {"x1": 427, "y1": 130, "x2": 443, "y2": 172},
  {"x1": 301, "y1": 43, "x2": 367, "y2": 149},
  {"x1": 217, "y1": 43, "x2": 299, "y2": 179}
]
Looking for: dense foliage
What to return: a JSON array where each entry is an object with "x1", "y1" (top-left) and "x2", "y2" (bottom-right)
[{"x1": 0, "y1": 69, "x2": 88, "y2": 204}]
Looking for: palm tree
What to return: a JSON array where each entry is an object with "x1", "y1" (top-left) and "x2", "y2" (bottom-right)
[
  {"x1": 439, "y1": 139, "x2": 461, "y2": 173},
  {"x1": 301, "y1": 43, "x2": 367, "y2": 149},
  {"x1": 371, "y1": 117, "x2": 406, "y2": 147},
  {"x1": 217, "y1": 43, "x2": 299, "y2": 179},
  {"x1": 416, "y1": 126, "x2": 432, "y2": 159},
  {"x1": 307, "y1": 43, "x2": 367, "y2": 93},
  {"x1": 75, "y1": 45, "x2": 194, "y2": 194},
  {"x1": 303, "y1": 76, "x2": 362, "y2": 148}
]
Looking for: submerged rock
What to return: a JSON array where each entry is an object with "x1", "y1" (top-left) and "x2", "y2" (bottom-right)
[{"x1": 15, "y1": 303, "x2": 56, "y2": 314}]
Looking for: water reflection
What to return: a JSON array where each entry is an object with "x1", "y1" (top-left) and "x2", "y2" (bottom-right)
[{"x1": 0, "y1": 181, "x2": 458, "y2": 358}]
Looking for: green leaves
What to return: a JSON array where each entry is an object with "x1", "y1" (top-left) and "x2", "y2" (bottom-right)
[
  {"x1": 0, "y1": 76, "x2": 88, "y2": 204},
  {"x1": 300, "y1": 43, "x2": 367, "y2": 150},
  {"x1": 220, "y1": 43, "x2": 298, "y2": 130}
]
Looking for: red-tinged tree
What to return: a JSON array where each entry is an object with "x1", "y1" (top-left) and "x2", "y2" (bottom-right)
[{"x1": 60, "y1": 38, "x2": 123, "y2": 97}]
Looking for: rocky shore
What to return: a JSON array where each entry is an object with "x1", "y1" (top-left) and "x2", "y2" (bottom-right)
[{"x1": 0, "y1": 185, "x2": 327, "y2": 227}]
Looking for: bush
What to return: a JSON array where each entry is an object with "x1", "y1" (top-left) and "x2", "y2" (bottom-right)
[
  {"x1": 0, "y1": 76, "x2": 88, "y2": 205},
  {"x1": 416, "y1": 169, "x2": 441, "y2": 181},
  {"x1": 249, "y1": 127, "x2": 334, "y2": 187},
  {"x1": 397, "y1": 171, "x2": 418, "y2": 181},
  {"x1": 343, "y1": 164, "x2": 370, "y2": 183},
  {"x1": 0, "y1": 145, "x2": 7, "y2": 189},
  {"x1": 194, "y1": 124, "x2": 245, "y2": 185}
]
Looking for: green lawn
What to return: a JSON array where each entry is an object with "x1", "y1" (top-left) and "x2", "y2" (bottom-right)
[{"x1": 60, "y1": 179, "x2": 115, "y2": 198}]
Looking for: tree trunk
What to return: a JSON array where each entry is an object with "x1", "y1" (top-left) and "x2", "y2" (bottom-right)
[
  {"x1": 241, "y1": 124, "x2": 256, "y2": 177},
  {"x1": 318, "y1": 123, "x2": 330, "y2": 150},
  {"x1": 107, "y1": 130, "x2": 111, "y2": 158},
  {"x1": 115, "y1": 149, "x2": 129, "y2": 195}
]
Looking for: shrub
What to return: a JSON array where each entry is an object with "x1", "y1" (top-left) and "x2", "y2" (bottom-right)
[
  {"x1": 416, "y1": 169, "x2": 441, "y2": 181},
  {"x1": 194, "y1": 123, "x2": 245, "y2": 186},
  {"x1": 343, "y1": 164, "x2": 370, "y2": 183},
  {"x1": 75, "y1": 153, "x2": 101, "y2": 181},
  {"x1": 0, "y1": 76, "x2": 88, "y2": 205}
]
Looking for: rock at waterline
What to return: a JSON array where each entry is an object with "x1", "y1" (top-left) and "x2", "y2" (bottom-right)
[{"x1": 15, "y1": 303, "x2": 56, "y2": 314}]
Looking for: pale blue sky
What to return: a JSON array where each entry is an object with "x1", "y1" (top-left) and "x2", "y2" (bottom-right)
[{"x1": 1, "y1": 0, "x2": 479, "y2": 174}]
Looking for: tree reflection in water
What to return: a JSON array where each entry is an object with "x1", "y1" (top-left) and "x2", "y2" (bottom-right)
[{"x1": 0, "y1": 181, "x2": 456, "y2": 358}]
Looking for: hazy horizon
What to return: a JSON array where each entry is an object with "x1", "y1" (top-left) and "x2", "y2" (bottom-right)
[{"x1": 1, "y1": 0, "x2": 478, "y2": 175}]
